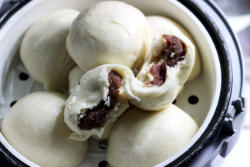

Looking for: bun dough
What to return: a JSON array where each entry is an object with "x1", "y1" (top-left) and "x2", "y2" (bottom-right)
[
  {"x1": 107, "y1": 105, "x2": 198, "y2": 167},
  {"x1": 66, "y1": 1, "x2": 152, "y2": 72},
  {"x1": 68, "y1": 66, "x2": 85, "y2": 91},
  {"x1": 147, "y1": 16, "x2": 201, "y2": 81},
  {"x1": 1, "y1": 92, "x2": 87, "y2": 167},
  {"x1": 124, "y1": 17, "x2": 196, "y2": 111},
  {"x1": 20, "y1": 9, "x2": 79, "y2": 91},
  {"x1": 68, "y1": 66, "x2": 114, "y2": 140},
  {"x1": 64, "y1": 64, "x2": 134, "y2": 141}
]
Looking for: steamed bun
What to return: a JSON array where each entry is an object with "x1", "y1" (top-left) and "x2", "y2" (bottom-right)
[
  {"x1": 107, "y1": 105, "x2": 198, "y2": 167},
  {"x1": 64, "y1": 64, "x2": 133, "y2": 141},
  {"x1": 66, "y1": 1, "x2": 152, "y2": 72},
  {"x1": 124, "y1": 18, "x2": 196, "y2": 111},
  {"x1": 1, "y1": 92, "x2": 87, "y2": 167},
  {"x1": 147, "y1": 16, "x2": 201, "y2": 80},
  {"x1": 20, "y1": 9, "x2": 79, "y2": 91},
  {"x1": 68, "y1": 66, "x2": 85, "y2": 91}
]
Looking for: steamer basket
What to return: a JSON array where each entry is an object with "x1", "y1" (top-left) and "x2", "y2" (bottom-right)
[{"x1": 0, "y1": 0, "x2": 245, "y2": 167}]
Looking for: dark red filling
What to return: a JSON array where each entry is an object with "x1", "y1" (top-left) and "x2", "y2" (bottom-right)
[
  {"x1": 148, "y1": 35, "x2": 186, "y2": 86},
  {"x1": 162, "y1": 34, "x2": 186, "y2": 67},
  {"x1": 149, "y1": 62, "x2": 167, "y2": 86},
  {"x1": 77, "y1": 70, "x2": 122, "y2": 130}
]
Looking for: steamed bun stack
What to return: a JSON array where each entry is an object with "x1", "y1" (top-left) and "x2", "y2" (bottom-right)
[
  {"x1": 66, "y1": 14, "x2": 201, "y2": 112},
  {"x1": 64, "y1": 1, "x2": 153, "y2": 140},
  {"x1": 1, "y1": 1, "x2": 202, "y2": 167},
  {"x1": 64, "y1": 3, "x2": 200, "y2": 141},
  {"x1": 105, "y1": 16, "x2": 200, "y2": 166}
]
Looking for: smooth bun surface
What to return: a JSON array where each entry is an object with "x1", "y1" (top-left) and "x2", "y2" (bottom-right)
[
  {"x1": 1, "y1": 92, "x2": 87, "y2": 167},
  {"x1": 20, "y1": 9, "x2": 79, "y2": 91},
  {"x1": 68, "y1": 66, "x2": 85, "y2": 91},
  {"x1": 107, "y1": 105, "x2": 198, "y2": 167},
  {"x1": 66, "y1": 1, "x2": 152, "y2": 71}
]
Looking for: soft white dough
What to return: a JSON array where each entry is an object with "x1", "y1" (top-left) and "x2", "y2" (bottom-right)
[
  {"x1": 1, "y1": 92, "x2": 87, "y2": 167},
  {"x1": 107, "y1": 105, "x2": 198, "y2": 167},
  {"x1": 68, "y1": 66, "x2": 85, "y2": 91},
  {"x1": 147, "y1": 16, "x2": 201, "y2": 81},
  {"x1": 92, "y1": 121, "x2": 115, "y2": 140},
  {"x1": 66, "y1": 1, "x2": 152, "y2": 72},
  {"x1": 64, "y1": 64, "x2": 134, "y2": 141},
  {"x1": 20, "y1": 9, "x2": 79, "y2": 91},
  {"x1": 123, "y1": 16, "x2": 196, "y2": 111}
]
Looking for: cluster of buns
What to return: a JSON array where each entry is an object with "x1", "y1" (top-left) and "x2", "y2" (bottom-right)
[{"x1": 1, "y1": 1, "x2": 200, "y2": 167}]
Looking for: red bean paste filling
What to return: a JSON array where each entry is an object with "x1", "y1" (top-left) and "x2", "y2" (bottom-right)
[
  {"x1": 77, "y1": 70, "x2": 122, "y2": 130},
  {"x1": 148, "y1": 34, "x2": 187, "y2": 86}
]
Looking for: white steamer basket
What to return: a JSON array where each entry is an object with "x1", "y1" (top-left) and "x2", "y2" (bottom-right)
[{"x1": 0, "y1": 0, "x2": 222, "y2": 167}]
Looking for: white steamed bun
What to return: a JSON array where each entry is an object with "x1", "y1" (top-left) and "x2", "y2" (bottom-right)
[
  {"x1": 66, "y1": 1, "x2": 152, "y2": 72},
  {"x1": 124, "y1": 16, "x2": 197, "y2": 111},
  {"x1": 64, "y1": 64, "x2": 134, "y2": 141},
  {"x1": 147, "y1": 16, "x2": 201, "y2": 80},
  {"x1": 1, "y1": 92, "x2": 87, "y2": 167},
  {"x1": 20, "y1": 9, "x2": 79, "y2": 91},
  {"x1": 107, "y1": 104, "x2": 198, "y2": 167}
]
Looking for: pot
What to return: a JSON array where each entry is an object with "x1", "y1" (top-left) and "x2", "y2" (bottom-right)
[{"x1": 0, "y1": 0, "x2": 245, "y2": 166}]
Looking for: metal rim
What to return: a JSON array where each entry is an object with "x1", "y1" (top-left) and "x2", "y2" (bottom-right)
[
  {"x1": 0, "y1": 0, "x2": 31, "y2": 29},
  {"x1": 167, "y1": 0, "x2": 243, "y2": 166}
]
